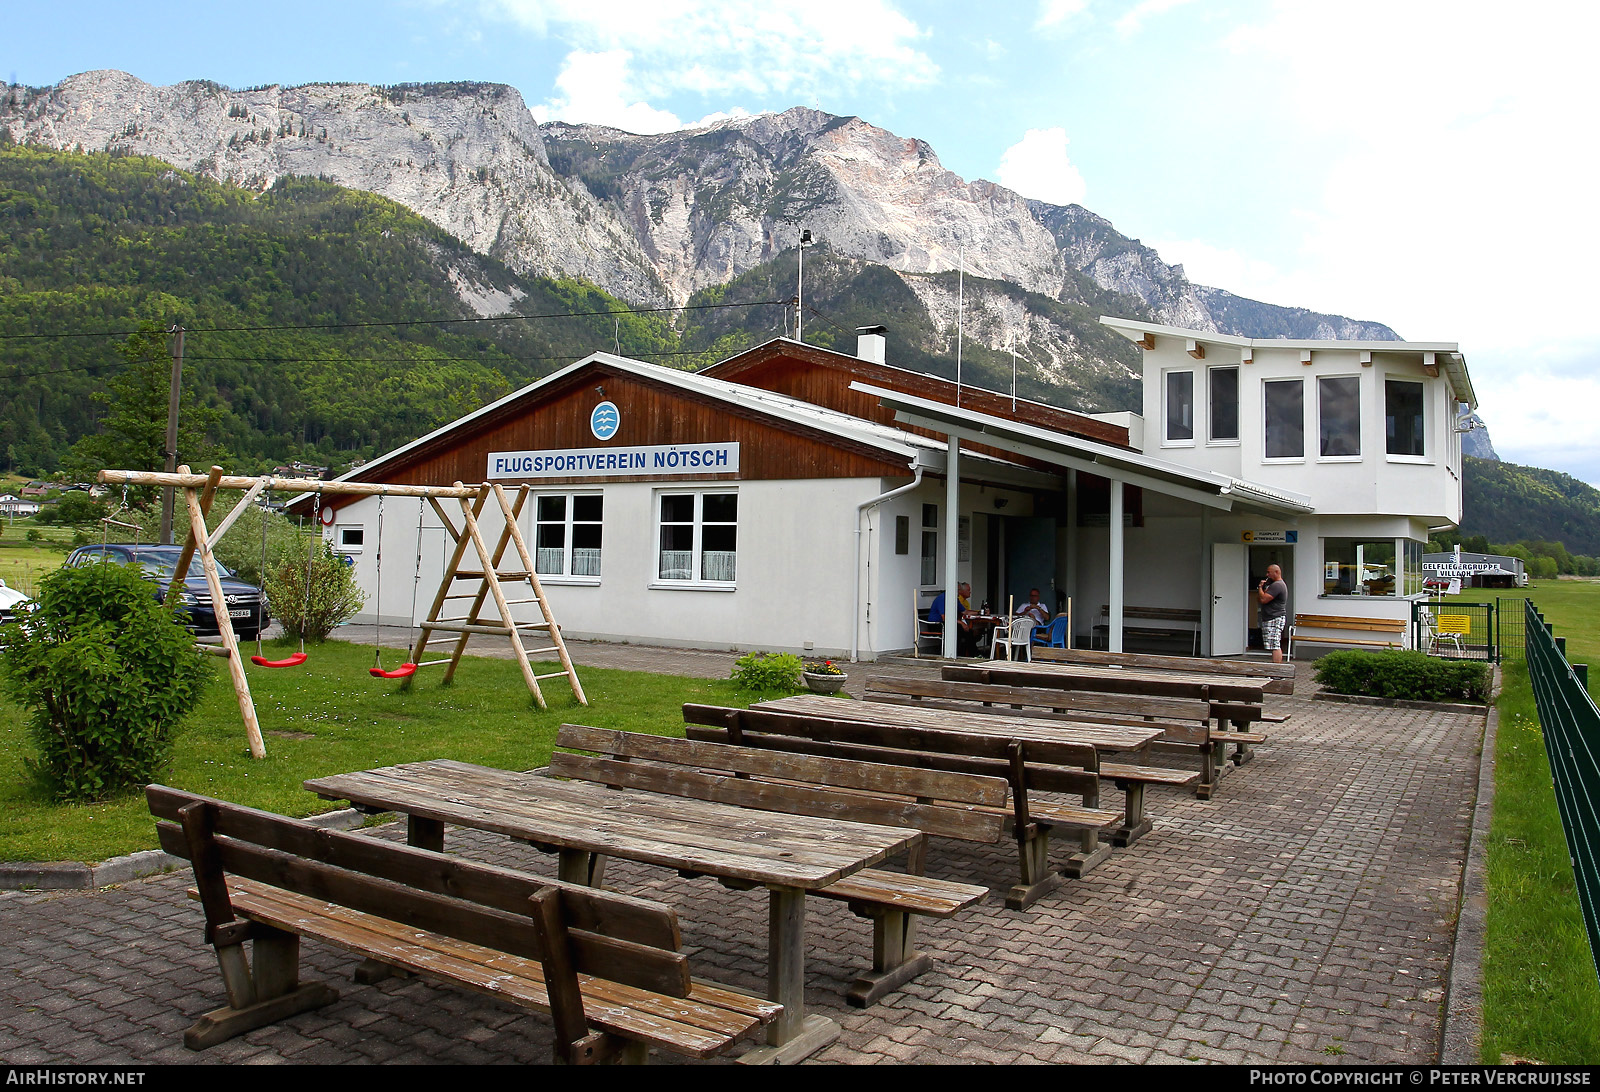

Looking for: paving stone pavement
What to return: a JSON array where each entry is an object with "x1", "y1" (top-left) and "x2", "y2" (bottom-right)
[{"x1": 0, "y1": 657, "x2": 1485, "y2": 1065}]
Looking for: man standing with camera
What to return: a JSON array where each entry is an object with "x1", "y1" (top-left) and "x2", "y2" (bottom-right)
[{"x1": 1257, "y1": 564, "x2": 1289, "y2": 664}]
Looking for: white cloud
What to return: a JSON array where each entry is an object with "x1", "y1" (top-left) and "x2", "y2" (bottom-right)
[
  {"x1": 994, "y1": 128, "x2": 1087, "y2": 207},
  {"x1": 1035, "y1": 0, "x2": 1089, "y2": 29},
  {"x1": 529, "y1": 50, "x2": 685, "y2": 133},
  {"x1": 1115, "y1": 0, "x2": 1195, "y2": 36},
  {"x1": 480, "y1": 0, "x2": 937, "y2": 99},
  {"x1": 1475, "y1": 364, "x2": 1600, "y2": 488},
  {"x1": 1185, "y1": 1, "x2": 1600, "y2": 478},
  {"x1": 1144, "y1": 237, "x2": 1286, "y2": 300}
]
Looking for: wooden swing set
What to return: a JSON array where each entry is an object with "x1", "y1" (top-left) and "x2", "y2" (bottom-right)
[{"x1": 97, "y1": 466, "x2": 587, "y2": 759}]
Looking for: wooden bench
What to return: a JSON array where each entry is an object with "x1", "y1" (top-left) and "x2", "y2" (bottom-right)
[
  {"x1": 1094, "y1": 604, "x2": 1202, "y2": 654},
  {"x1": 864, "y1": 674, "x2": 1262, "y2": 801},
  {"x1": 856, "y1": 677, "x2": 1198, "y2": 837},
  {"x1": 682, "y1": 703, "x2": 1126, "y2": 909},
  {"x1": 1289, "y1": 614, "x2": 1407, "y2": 653},
  {"x1": 549, "y1": 725, "x2": 993, "y2": 1007},
  {"x1": 1030, "y1": 645, "x2": 1297, "y2": 695},
  {"x1": 148, "y1": 785, "x2": 778, "y2": 1063}
]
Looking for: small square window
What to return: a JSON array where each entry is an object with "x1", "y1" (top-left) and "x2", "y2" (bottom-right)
[{"x1": 337, "y1": 527, "x2": 364, "y2": 552}]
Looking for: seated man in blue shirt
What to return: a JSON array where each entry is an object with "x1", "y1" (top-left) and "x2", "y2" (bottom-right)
[{"x1": 927, "y1": 582, "x2": 977, "y2": 655}]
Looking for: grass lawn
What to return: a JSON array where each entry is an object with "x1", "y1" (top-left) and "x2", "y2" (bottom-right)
[
  {"x1": 1444, "y1": 581, "x2": 1600, "y2": 1062},
  {"x1": 0, "y1": 526, "x2": 74, "y2": 596},
  {"x1": 0, "y1": 637, "x2": 768, "y2": 865}
]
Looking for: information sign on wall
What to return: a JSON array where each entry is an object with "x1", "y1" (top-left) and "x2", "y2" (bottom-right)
[
  {"x1": 487, "y1": 442, "x2": 740, "y2": 479},
  {"x1": 1242, "y1": 530, "x2": 1298, "y2": 544}
]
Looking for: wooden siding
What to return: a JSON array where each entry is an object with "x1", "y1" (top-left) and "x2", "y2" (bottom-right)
[
  {"x1": 301, "y1": 361, "x2": 914, "y2": 515},
  {"x1": 702, "y1": 341, "x2": 1132, "y2": 447}
]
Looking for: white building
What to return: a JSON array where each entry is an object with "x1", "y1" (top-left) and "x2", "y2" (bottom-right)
[
  {"x1": 0, "y1": 495, "x2": 42, "y2": 517},
  {"x1": 299, "y1": 318, "x2": 1471, "y2": 660}
]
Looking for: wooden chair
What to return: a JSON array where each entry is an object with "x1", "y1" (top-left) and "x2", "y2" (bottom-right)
[{"x1": 912, "y1": 589, "x2": 943, "y2": 657}]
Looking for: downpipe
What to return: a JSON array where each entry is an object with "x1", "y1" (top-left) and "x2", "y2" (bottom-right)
[{"x1": 851, "y1": 465, "x2": 925, "y2": 663}]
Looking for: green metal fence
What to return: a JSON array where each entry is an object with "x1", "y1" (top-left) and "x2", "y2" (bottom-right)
[{"x1": 1524, "y1": 598, "x2": 1600, "y2": 983}]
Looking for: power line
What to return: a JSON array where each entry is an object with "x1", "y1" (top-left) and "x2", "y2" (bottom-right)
[{"x1": 0, "y1": 298, "x2": 787, "y2": 342}]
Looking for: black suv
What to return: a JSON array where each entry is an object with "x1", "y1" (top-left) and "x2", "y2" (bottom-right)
[{"x1": 64, "y1": 544, "x2": 270, "y2": 640}]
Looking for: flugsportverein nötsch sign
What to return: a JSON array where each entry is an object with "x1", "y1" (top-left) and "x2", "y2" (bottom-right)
[{"x1": 488, "y1": 442, "x2": 740, "y2": 479}]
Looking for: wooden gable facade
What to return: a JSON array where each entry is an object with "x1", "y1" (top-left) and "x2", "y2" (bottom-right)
[
  {"x1": 301, "y1": 357, "x2": 916, "y2": 517},
  {"x1": 701, "y1": 340, "x2": 1133, "y2": 448}
]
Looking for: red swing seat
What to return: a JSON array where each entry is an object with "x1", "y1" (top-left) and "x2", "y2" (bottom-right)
[
  {"x1": 369, "y1": 663, "x2": 417, "y2": 679},
  {"x1": 251, "y1": 652, "x2": 308, "y2": 669}
]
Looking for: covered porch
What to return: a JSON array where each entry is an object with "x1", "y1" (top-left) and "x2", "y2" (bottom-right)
[{"x1": 853, "y1": 382, "x2": 1315, "y2": 660}]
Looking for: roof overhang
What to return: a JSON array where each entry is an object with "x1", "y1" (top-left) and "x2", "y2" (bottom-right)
[{"x1": 850, "y1": 381, "x2": 1315, "y2": 517}]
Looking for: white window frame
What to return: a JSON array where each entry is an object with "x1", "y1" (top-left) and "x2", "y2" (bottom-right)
[
  {"x1": 1262, "y1": 377, "x2": 1306, "y2": 462},
  {"x1": 1207, "y1": 365, "x2": 1240, "y2": 445},
  {"x1": 532, "y1": 492, "x2": 603, "y2": 584},
  {"x1": 1384, "y1": 377, "x2": 1430, "y2": 463},
  {"x1": 1316, "y1": 374, "x2": 1363, "y2": 461},
  {"x1": 653, "y1": 489, "x2": 738, "y2": 590},
  {"x1": 1163, "y1": 368, "x2": 1196, "y2": 446},
  {"x1": 919, "y1": 503, "x2": 939, "y2": 588},
  {"x1": 335, "y1": 526, "x2": 365, "y2": 554}
]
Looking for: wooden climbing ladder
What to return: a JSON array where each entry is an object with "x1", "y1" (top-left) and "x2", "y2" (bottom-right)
[{"x1": 409, "y1": 481, "x2": 587, "y2": 709}]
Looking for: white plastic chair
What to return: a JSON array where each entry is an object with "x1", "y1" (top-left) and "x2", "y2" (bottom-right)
[
  {"x1": 992, "y1": 616, "x2": 1035, "y2": 662},
  {"x1": 1420, "y1": 607, "x2": 1464, "y2": 656}
]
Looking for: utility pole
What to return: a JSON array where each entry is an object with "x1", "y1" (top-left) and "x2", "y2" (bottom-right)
[{"x1": 160, "y1": 324, "x2": 184, "y2": 545}]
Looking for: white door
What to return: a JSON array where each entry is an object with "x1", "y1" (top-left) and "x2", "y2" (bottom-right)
[{"x1": 1212, "y1": 543, "x2": 1247, "y2": 656}]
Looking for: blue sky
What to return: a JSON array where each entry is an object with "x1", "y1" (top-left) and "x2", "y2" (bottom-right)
[{"x1": 9, "y1": 1, "x2": 1600, "y2": 486}]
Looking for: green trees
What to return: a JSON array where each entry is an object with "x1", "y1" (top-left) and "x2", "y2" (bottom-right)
[
  {"x1": 61, "y1": 323, "x2": 224, "y2": 495},
  {"x1": 0, "y1": 561, "x2": 211, "y2": 801}
]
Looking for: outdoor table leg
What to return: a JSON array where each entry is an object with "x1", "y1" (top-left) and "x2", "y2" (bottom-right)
[
  {"x1": 737, "y1": 885, "x2": 840, "y2": 1065},
  {"x1": 357, "y1": 812, "x2": 443, "y2": 984}
]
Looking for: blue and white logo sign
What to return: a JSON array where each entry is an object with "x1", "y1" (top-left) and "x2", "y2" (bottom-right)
[{"x1": 590, "y1": 401, "x2": 620, "y2": 441}]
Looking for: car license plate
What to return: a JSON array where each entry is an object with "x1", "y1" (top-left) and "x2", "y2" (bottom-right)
[{"x1": 229, "y1": 608, "x2": 255, "y2": 619}]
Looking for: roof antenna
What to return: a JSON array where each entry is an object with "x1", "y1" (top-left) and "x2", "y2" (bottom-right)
[
  {"x1": 1011, "y1": 336, "x2": 1017, "y2": 413},
  {"x1": 956, "y1": 246, "x2": 964, "y2": 408},
  {"x1": 796, "y1": 228, "x2": 812, "y2": 344}
]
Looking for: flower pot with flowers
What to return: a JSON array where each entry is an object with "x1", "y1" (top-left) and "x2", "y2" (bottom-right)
[{"x1": 801, "y1": 658, "x2": 848, "y2": 694}]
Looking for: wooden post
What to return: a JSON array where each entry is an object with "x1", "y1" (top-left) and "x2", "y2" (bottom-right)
[
  {"x1": 183, "y1": 481, "x2": 265, "y2": 759},
  {"x1": 493, "y1": 482, "x2": 587, "y2": 706},
  {"x1": 458, "y1": 489, "x2": 546, "y2": 707}
]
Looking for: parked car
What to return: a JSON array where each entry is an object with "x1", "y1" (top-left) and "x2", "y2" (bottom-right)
[
  {"x1": 63, "y1": 544, "x2": 270, "y2": 640},
  {"x1": 0, "y1": 578, "x2": 31, "y2": 625}
]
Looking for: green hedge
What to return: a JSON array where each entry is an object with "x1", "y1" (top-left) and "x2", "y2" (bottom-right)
[{"x1": 1313, "y1": 649, "x2": 1491, "y2": 703}]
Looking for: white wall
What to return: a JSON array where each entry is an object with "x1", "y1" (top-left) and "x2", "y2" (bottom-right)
[
  {"x1": 331, "y1": 477, "x2": 888, "y2": 659},
  {"x1": 1137, "y1": 337, "x2": 1463, "y2": 525}
]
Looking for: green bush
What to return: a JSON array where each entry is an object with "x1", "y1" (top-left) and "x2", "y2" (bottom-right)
[
  {"x1": 265, "y1": 542, "x2": 366, "y2": 641},
  {"x1": 1313, "y1": 649, "x2": 1491, "y2": 703},
  {"x1": 730, "y1": 650, "x2": 804, "y2": 692},
  {"x1": 0, "y1": 561, "x2": 211, "y2": 802}
]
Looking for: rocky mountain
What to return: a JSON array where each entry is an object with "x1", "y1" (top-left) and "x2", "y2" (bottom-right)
[{"x1": 2, "y1": 70, "x2": 1398, "y2": 356}]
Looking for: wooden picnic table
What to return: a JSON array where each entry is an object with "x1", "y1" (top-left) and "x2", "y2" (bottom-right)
[
  {"x1": 757, "y1": 693, "x2": 1165, "y2": 754},
  {"x1": 1029, "y1": 646, "x2": 1296, "y2": 695},
  {"x1": 305, "y1": 759, "x2": 918, "y2": 1065},
  {"x1": 944, "y1": 658, "x2": 1271, "y2": 706}
]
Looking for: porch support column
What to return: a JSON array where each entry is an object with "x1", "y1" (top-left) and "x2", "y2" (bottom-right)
[
  {"x1": 1108, "y1": 477, "x2": 1124, "y2": 653},
  {"x1": 1199, "y1": 506, "x2": 1212, "y2": 657},
  {"x1": 1065, "y1": 469, "x2": 1078, "y2": 630},
  {"x1": 943, "y1": 436, "x2": 961, "y2": 658}
]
